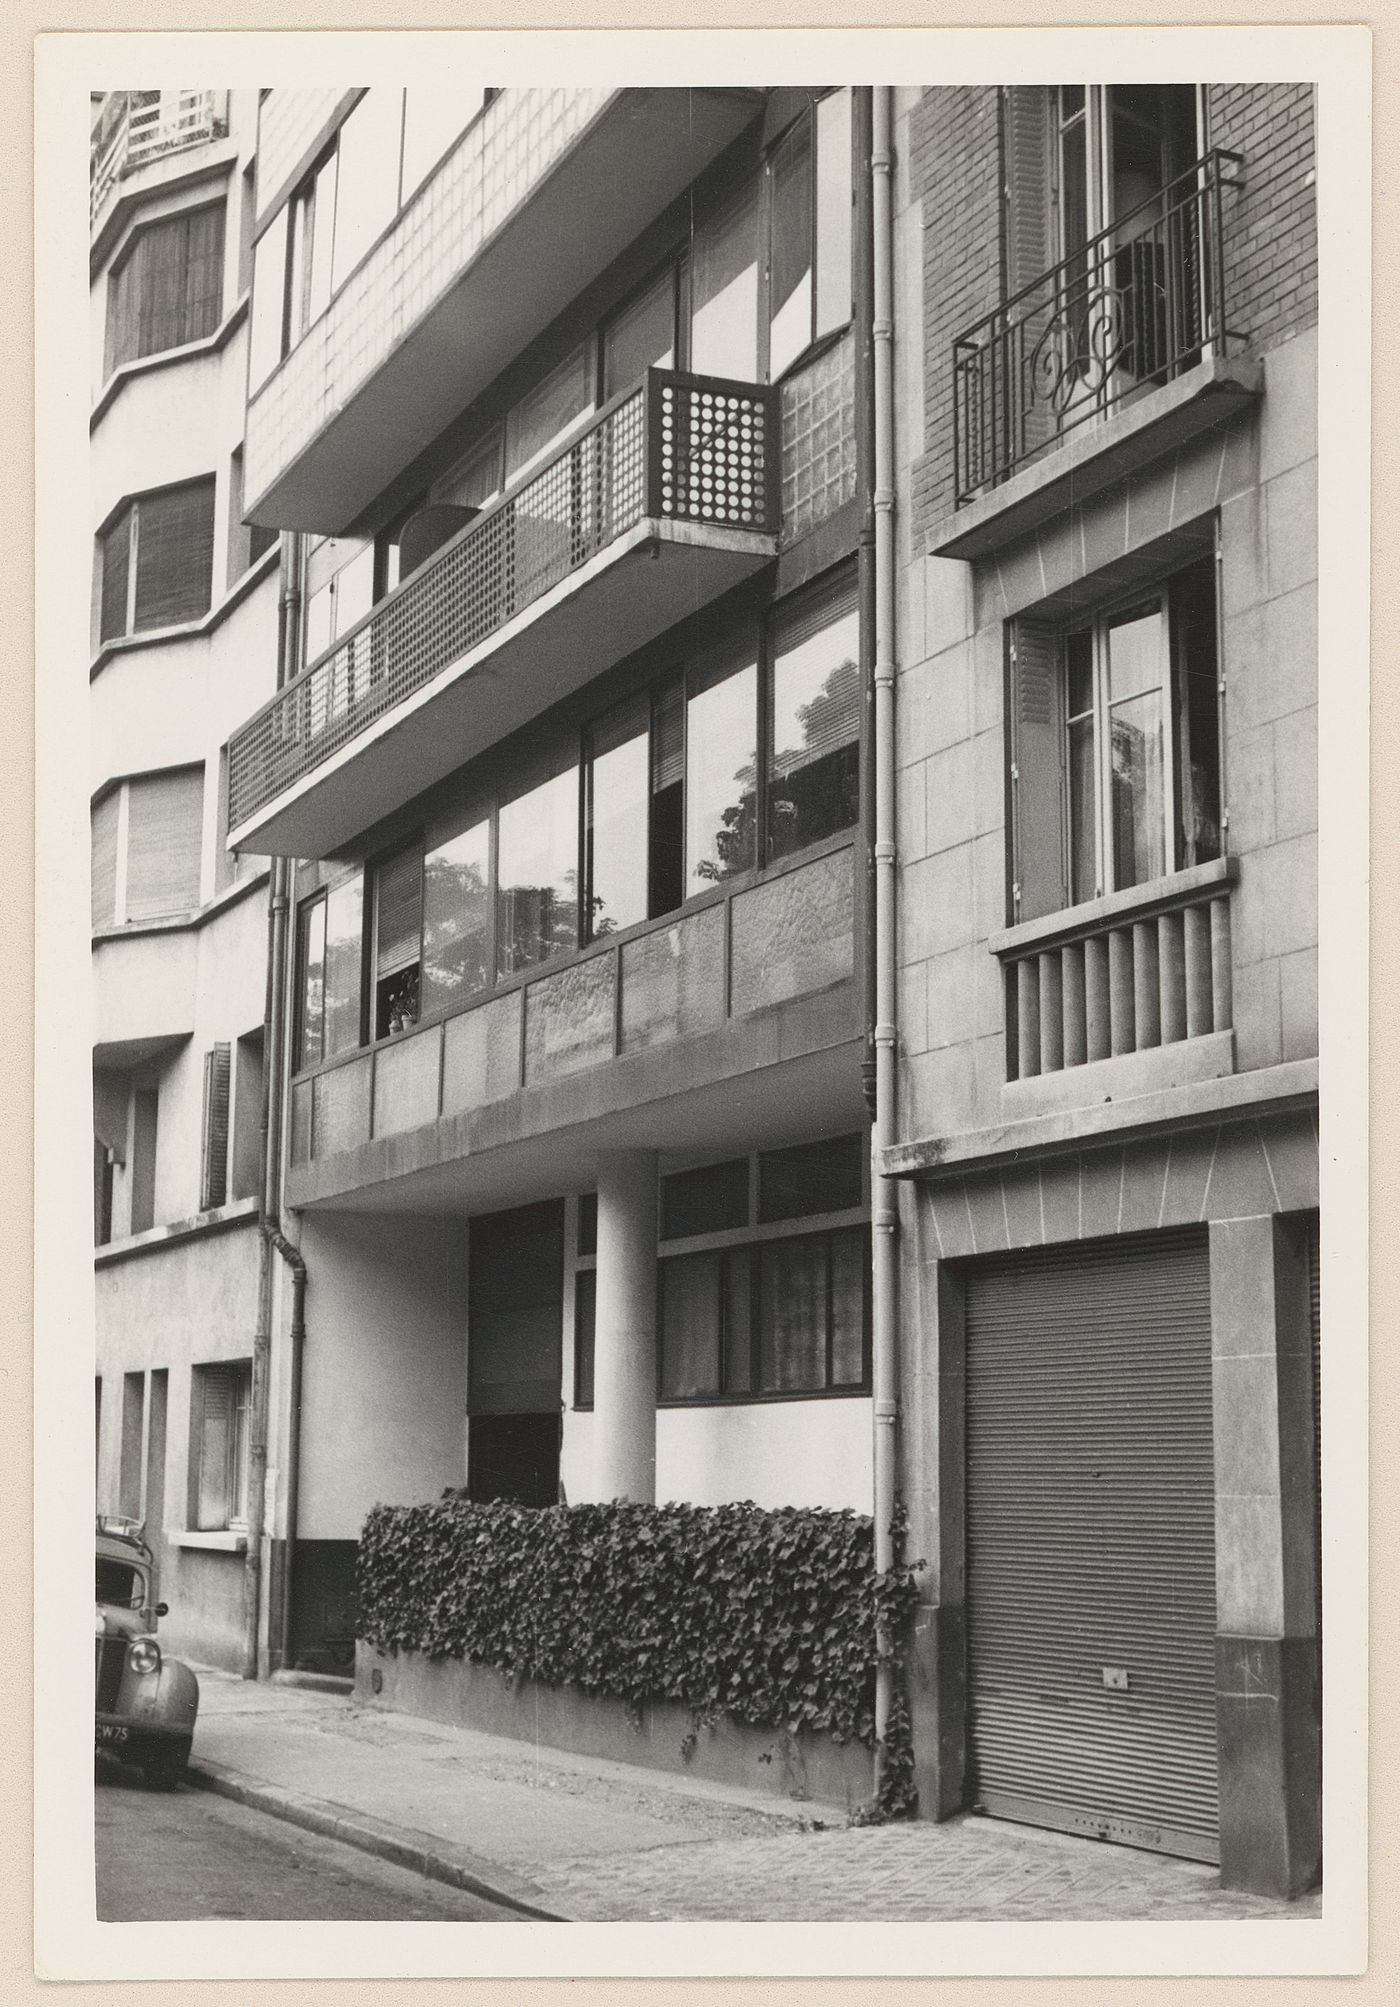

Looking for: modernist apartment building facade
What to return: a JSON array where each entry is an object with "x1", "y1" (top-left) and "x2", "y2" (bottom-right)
[
  {"x1": 206, "y1": 81, "x2": 1316, "y2": 1896},
  {"x1": 90, "y1": 89, "x2": 281, "y2": 1671}
]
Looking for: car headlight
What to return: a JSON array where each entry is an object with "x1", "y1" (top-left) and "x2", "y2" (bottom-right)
[{"x1": 127, "y1": 1636, "x2": 161, "y2": 1677}]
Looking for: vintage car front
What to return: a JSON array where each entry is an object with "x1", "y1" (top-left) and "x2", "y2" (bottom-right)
[{"x1": 95, "y1": 1516, "x2": 199, "y2": 1789}]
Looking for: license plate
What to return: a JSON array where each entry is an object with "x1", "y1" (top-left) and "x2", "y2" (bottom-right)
[{"x1": 96, "y1": 1723, "x2": 129, "y2": 1745}]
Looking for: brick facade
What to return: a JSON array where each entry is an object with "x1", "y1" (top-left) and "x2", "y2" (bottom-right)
[
  {"x1": 1207, "y1": 83, "x2": 1318, "y2": 357},
  {"x1": 907, "y1": 86, "x2": 1001, "y2": 549}
]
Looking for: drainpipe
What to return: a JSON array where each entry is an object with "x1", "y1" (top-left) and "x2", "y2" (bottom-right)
[
  {"x1": 855, "y1": 88, "x2": 878, "y2": 1122},
  {"x1": 869, "y1": 86, "x2": 900, "y2": 1788},
  {"x1": 242, "y1": 533, "x2": 308, "y2": 1680}
]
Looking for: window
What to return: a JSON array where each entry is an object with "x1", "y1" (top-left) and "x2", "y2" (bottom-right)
[
  {"x1": 303, "y1": 537, "x2": 375, "y2": 668},
  {"x1": 99, "y1": 479, "x2": 217, "y2": 644},
  {"x1": 573, "y1": 1268, "x2": 596, "y2": 1409},
  {"x1": 199, "y1": 1043, "x2": 231, "y2": 1211},
  {"x1": 689, "y1": 89, "x2": 852, "y2": 386},
  {"x1": 585, "y1": 693, "x2": 650, "y2": 939},
  {"x1": 330, "y1": 89, "x2": 401, "y2": 291},
  {"x1": 657, "y1": 1135, "x2": 868, "y2": 1403},
  {"x1": 766, "y1": 583, "x2": 861, "y2": 861},
  {"x1": 129, "y1": 1087, "x2": 159, "y2": 1236},
  {"x1": 422, "y1": 819, "x2": 491, "y2": 1015},
  {"x1": 295, "y1": 875, "x2": 364, "y2": 1069},
  {"x1": 402, "y1": 87, "x2": 488, "y2": 202},
  {"x1": 230, "y1": 1030, "x2": 264, "y2": 1202},
  {"x1": 227, "y1": 448, "x2": 278, "y2": 586},
  {"x1": 372, "y1": 844, "x2": 423, "y2": 1037},
  {"x1": 601, "y1": 266, "x2": 678, "y2": 401},
  {"x1": 686, "y1": 643, "x2": 759, "y2": 891},
  {"x1": 497, "y1": 762, "x2": 579, "y2": 976},
  {"x1": 91, "y1": 766, "x2": 206, "y2": 928},
  {"x1": 1008, "y1": 552, "x2": 1222, "y2": 921},
  {"x1": 105, "y1": 203, "x2": 225, "y2": 376},
  {"x1": 190, "y1": 1362, "x2": 251, "y2": 1532}
]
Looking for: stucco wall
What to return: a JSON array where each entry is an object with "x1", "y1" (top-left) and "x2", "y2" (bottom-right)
[{"x1": 293, "y1": 1212, "x2": 467, "y2": 1541}]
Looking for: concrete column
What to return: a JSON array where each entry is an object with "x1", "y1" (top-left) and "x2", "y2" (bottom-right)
[
  {"x1": 1209, "y1": 1212, "x2": 1321, "y2": 1897},
  {"x1": 592, "y1": 1152, "x2": 658, "y2": 1504},
  {"x1": 898, "y1": 1186, "x2": 968, "y2": 1820}
]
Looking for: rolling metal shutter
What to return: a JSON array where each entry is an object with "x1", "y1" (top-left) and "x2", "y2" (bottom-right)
[{"x1": 965, "y1": 1228, "x2": 1218, "y2": 1862}]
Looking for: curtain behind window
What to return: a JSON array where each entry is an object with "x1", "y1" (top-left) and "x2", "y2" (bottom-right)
[
  {"x1": 132, "y1": 480, "x2": 216, "y2": 631},
  {"x1": 105, "y1": 205, "x2": 226, "y2": 376}
]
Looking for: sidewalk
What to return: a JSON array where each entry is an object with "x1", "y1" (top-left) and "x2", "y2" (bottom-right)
[{"x1": 186, "y1": 1668, "x2": 1322, "y2": 1924}]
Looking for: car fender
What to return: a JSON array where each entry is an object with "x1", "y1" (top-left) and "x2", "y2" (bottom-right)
[{"x1": 154, "y1": 1658, "x2": 200, "y2": 1735}]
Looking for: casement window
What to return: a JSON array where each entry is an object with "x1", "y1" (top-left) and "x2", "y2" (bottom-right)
[
  {"x1": 199, "y1": 1044, "x2": 231, "y2": 1211},
  {"x1": 98, "y1": 479, "x2": 217, "y2": 644},
  {"x1": 91, "y1": 766, "x2": 206, "y2": 928},
  {"x1": 1008, "y1": 552, "x2": 1222, "y2": 922},
  {"x1": 371, "y1": 844, "x2": 424, "y2": 1037},
  {"x1": 657, "y1": 1134, "x2": 869, "y2": 1404},
  {"x1": 129, "y1": 1087, "x2": 159, "y2": 1236},
  {"x1": 229, "y1": 1030, "x2": 265, "y2": 1203},
  {"x1": 303, "y1": 537, "x2": 376, "y2": 668},
  {"x1": 190, "y1": 1362, "x2": 251, "y2": 1532},
  {"x1": 295, "y1": 875, "x2": 364, "y2": 1069},
  {"x1": 104, "y1": 203, "x2": 226, "y2": 376}
]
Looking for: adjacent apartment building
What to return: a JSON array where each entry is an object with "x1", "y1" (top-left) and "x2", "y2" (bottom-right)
[
  {"x1": 98, "y1": 80, "x2": 1318, "y2": 1897},
  {"x1": 90, "y1": 89, "x2": 280, "y2": 1671}
]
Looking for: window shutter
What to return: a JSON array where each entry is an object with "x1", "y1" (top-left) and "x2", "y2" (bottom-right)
[
  {"x1": 91, "y1": 789, "x2": 119, "y2": 929},
  {"x1": 196, "y1": 1367, "x2": 232, "y2": 1529},
  {"x1": 200, "y1": 1044, "x2": 231, "y2": 1211},
  {"x1": 375, "y1": 847, "x2": 423, "y2": 979},
  {"x1": 99, "y1": 508, "x2": 132, "y2": 643},
  {"x1": 1003, "y1": 86, "x2": 1055, "y2": 296},
  {"x1": 125, "y1": 767, "x2": 204, "y2": 920},
  {"x1": 183, "y1": 204, "x2": 226, "y2": 345},
  {"x1": 133, "y1": 479, "x2": 216, "y2": 631},
  {"x1": 1009, "y1": 618, "x2": 1067, "y2": 922}
]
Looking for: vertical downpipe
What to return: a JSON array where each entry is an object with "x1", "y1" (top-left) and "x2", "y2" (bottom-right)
[
  {"x1": 870, "y1": 87, "x2": 900, "y2": 1788},
  {"x1": 242, "y1": 532, "x2": 308, "y2": 1680},
  {"x1": 856, "y1": 88, "x2": 878, "y2": 1120}
]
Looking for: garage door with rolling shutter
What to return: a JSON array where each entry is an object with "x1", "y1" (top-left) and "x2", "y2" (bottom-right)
[{"x1": 965, "y1": 1229, "x2": 1219, "y2": 1863}]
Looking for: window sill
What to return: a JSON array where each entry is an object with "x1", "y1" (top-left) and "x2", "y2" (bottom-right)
[
  {"x1": 658, "y1": 1386, "x2": 872, "y2": 1410},
  {"x1": 94, "y1": 1196, "x2": 261, "y2": 1268},
  {"x1": 90, "y1": 296, "x2": 249, "y2": 427},
  {"x1": 989, "y1": 855, "x2": 1238, "y2": 960},
  {"x1": 172, "y1": 1529, "x2": 247, "y2": 1553},
  {"x1": 90, "y1": 544, "x2": 279, "y2": 681},
  {"x1": 928, "y1": 353, "x2": 1263, "y2": 563},
  {"x1": 91, "y1": 866, "x2": 270, "y2": 945}
]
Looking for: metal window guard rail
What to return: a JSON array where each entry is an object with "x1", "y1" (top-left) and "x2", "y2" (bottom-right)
[
  {"x1": 228, "y1": 368, "x2": 779, "y2": 835},
  {"x1": 998, "y1": 867, "x2": 1235, "y2": 1083},
  {"x1": 90, "y1": 91, "x2": 229, "y2": 228},
  {"x1": 953, "y1": 149, "x2": 1246, "y2": 505}
]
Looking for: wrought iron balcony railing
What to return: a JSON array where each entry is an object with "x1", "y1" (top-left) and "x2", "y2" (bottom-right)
[
  {"x1": 953, "y1": 150, "x2": 1246, "y2": 505},
  {"x1": 228, "y1": 369, "x2": 778, "y2": 836},
  {"x1": 90, "y1": 90, "x2": 229, "y2": 229}
]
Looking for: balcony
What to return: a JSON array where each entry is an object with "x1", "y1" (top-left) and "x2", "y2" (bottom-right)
[
  {"x1": 243, "y1": 87, "x2": 764, "y2": 532},
  {"x1": 936, "y1": 152, "x2": 1258, "y2": 561},
  {"x1": 229, "y1": 369, "x2": 779, "y2": 857},
  {"x1": 993, "y1": 858, "x2": 1238, "y2": 1094},
  {"x1": 287, "y1": 839, "x2": 859, "y2": 1208},
  {"x1": 90, "y1": 90, "x2": 229, "y2": 233}
]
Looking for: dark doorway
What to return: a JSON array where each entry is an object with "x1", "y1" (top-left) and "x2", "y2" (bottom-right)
[{"x1": 467, "y1": 1199, "x2": 564, "y2": 1506}]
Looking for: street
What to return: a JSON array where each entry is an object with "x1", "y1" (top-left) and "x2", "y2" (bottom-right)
[{"x1": 95, "y1": 1760, "x2": 524, "y2": 1921}]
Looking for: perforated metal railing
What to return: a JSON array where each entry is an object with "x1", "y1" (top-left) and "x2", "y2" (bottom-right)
[{"x1": 228, "y1": 369, "x2": 778, "y2": 836}]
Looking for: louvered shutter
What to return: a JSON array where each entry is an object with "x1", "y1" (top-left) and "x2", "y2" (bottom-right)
[
  {"x1": 1002, "y1": 88, "x2": 1058, "y2": 463},
  {"x1": 770, "y1": 575, "x2": 861, "y2": 776},
  {"x1": 133, "y1": 480, "x2": 216, "y2": 631},
  {"x1": 99, "y1": 507, "x2": 132, "y2": 642},
  {"x1": 965, "y1": 1230, "x2": 1219, "y2": 1863},
  {"x1": 200, "y1": 1044, "x2": 231, "y2": 1211},
  {"x1": 195, "y1": 1367, "x2": 233, "y2": 1529},
  {"x1": 375, "y1": 847, "x2": 423, "y2": 979},
  {"x1": 1008, "y1": 618, "x2": 1067, "y2": 921},
  {"x1": 183, "y1": 204, "x2": 226, "y2": 344},
  {"x1": 125, "y1": 767, "x2": 204, "y2": 920},
  {"x1": 90, "y1": 789, "x2": 119, "y2": 929}
]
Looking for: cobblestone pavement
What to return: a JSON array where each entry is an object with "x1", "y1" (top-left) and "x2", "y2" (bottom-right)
[{"x1": 545, "y1": 1816, "x2": 1324, "y2": 1923}]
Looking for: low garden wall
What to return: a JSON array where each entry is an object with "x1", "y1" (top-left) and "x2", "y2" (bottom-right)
[{"x1": 354, "y1": 1496, "x2": 918, "y2": 1815}]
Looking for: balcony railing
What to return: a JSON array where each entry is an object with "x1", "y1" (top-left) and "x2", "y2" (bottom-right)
[
  {"x1": 953, "y1": 150, "x2": 1245, "y2": 504},
  {"x1": 996, "y1": 862, "x2": 1237, "y2": 1084},
  {"x1": 289, "y1": 840, "x2": 855, "y2": 1172},
  {"x1": 228, "y1": 368, "x2": 778, "y2": 836},
  {"x1": 90, "y1": 90, "x2": 228, "y2": 229}
]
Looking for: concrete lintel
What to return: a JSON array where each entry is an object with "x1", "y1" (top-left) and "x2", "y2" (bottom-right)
[
  {"x1": 883, "y1": 1057, "x2": 1318, "y2": 1181},
  {"x1": 927, "y1": 355, "x2": 1264, "y2": 563}
]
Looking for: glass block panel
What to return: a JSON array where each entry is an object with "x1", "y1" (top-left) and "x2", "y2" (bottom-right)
[
  {"x1": 372, "y1": 1025, "x2": 440, "y2": 1139},
  {"x1": 312, "y1": 1055, "x2": 373, "y2": 1158},
  {"x1": 441, "y1": 991, "x2": 522, "y2": 1114},
  {"x1": 729, "y1": 846, "x2": 855, "y2": 1016},
  {"x1": 780, "y1": 329, "x2": 857, "y2": 545},
  {"x1": 619, "y1": 903, "x2": 726, "y2": 1053},
  {"x1": 289, "y1": 1078, "x2": 313, "y2": 1166},
  {"x1": 523, "y1": 954, "x2": 616, "y2": 1083}
]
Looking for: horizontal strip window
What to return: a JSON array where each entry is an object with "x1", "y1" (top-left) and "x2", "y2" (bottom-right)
[
  {"x1": 659, "y1": 1224, "x2": 870, "y2": 1403},
  {"x1": 291, "y1": 569, "x2": 859, "y2": 1069}
]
